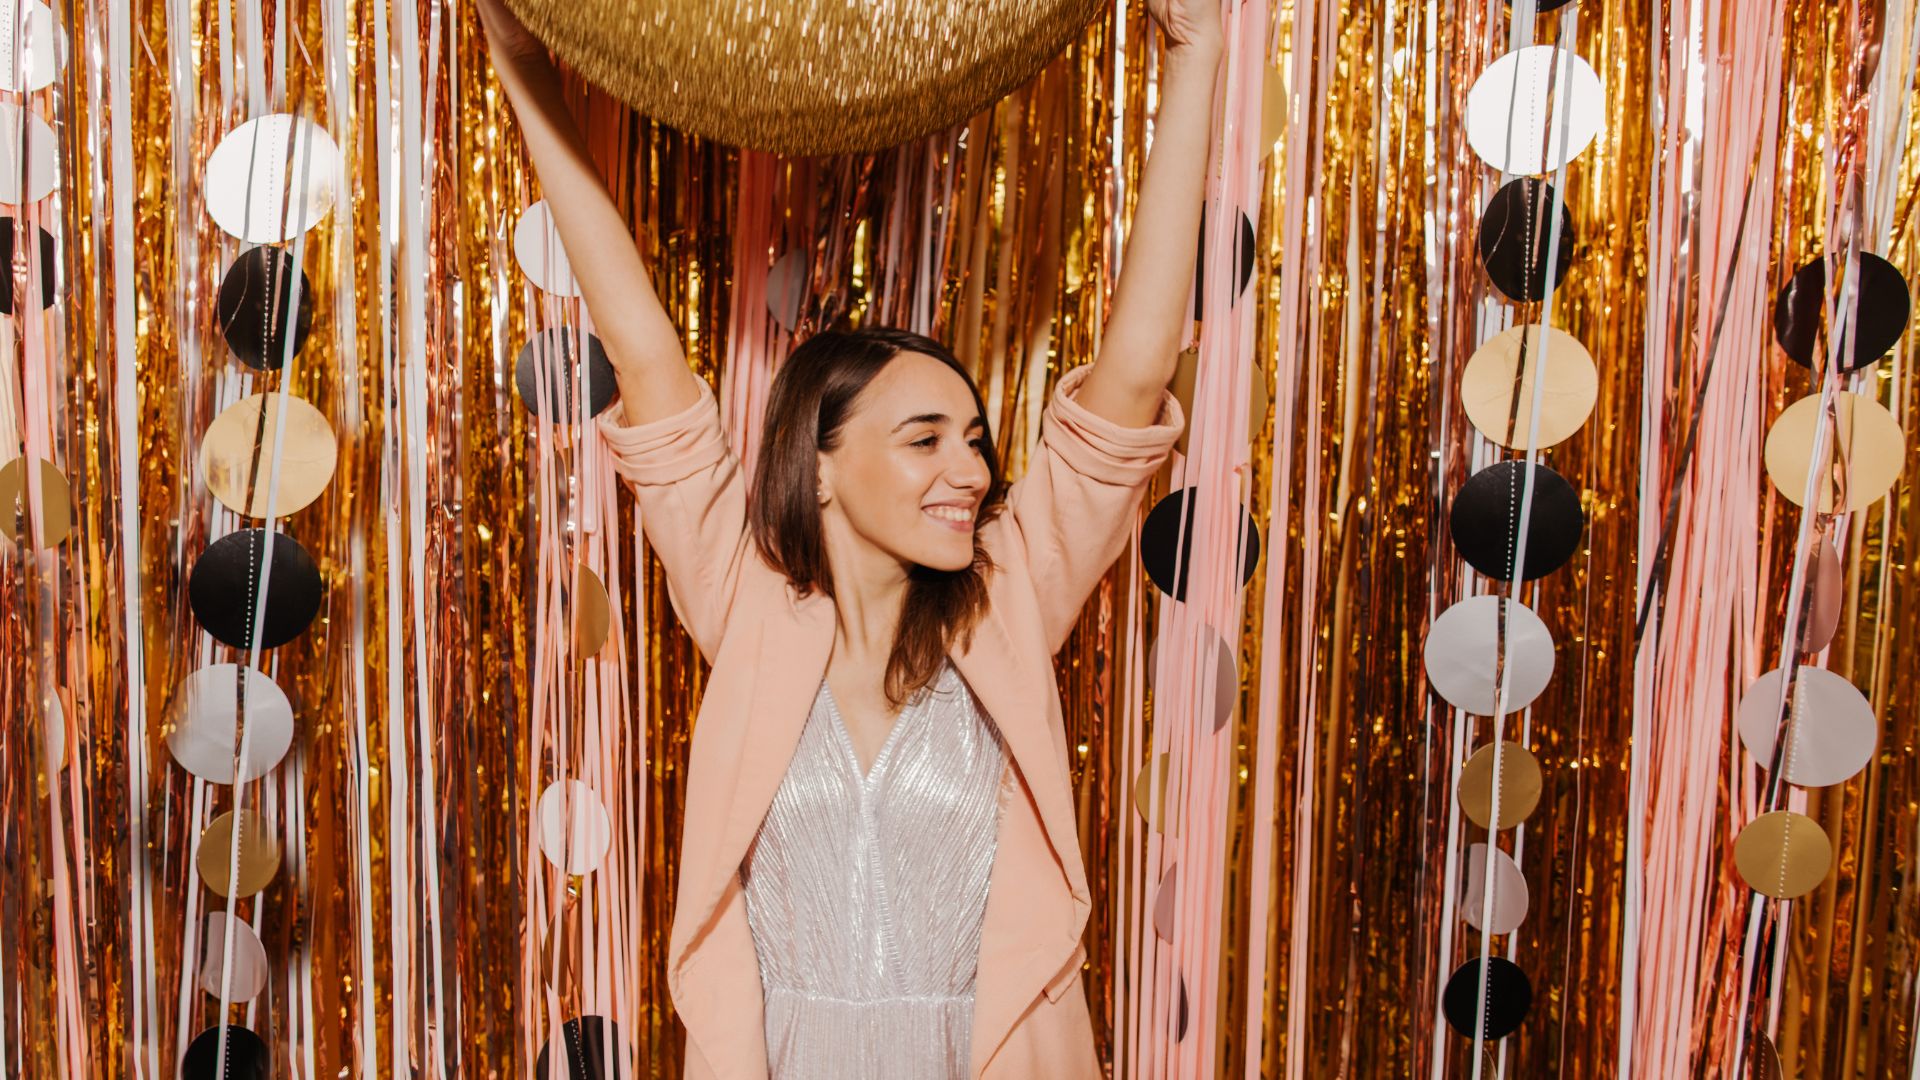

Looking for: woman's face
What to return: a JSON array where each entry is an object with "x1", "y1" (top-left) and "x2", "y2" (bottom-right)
[{"x1": 817, "y1": 351, "x2": 992, "y2": 575}]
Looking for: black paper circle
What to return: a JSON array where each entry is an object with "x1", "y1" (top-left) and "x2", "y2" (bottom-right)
[
  {"x1": 188, "y1": 528, "x2": 324, "y2": 650},
  {"x1": 1175, "y1": 975, "x2": 1190, "y2": 1042},
  {"x1": 1477, "y1": 178, "x2": 1575, "y2": 303},
  {"x1": 1449, "y1": 461, "x2": 1584, "y2": 581},
  {"x1": 0, "y1": 217, "x2": 56, "y2": 315},
  {"x1": 1141, "y1": 487, "x2": 1261, "y2": 602},
  {"x1": 1442, "y1": 957, "x2": 1532, "y2": 1040},
  {"x1": 219, "y1": 245, "x2": 315, "y2": 370},
  {"x1": 1194, "y1": 208, "x2": 1258, "y2": 319},
  {"x1": 181, "y1": 1024, "x2": 272, "y2": 1080},
  {"x1": 537, "y1": 1016, "x2": 625, "y2": 1080},
  {"x1": 516, "y1": 328, "x2": 619, "y2": 421},
  {"x1": 1772, "y1": 252, "x2": 1911, "y2": 372}
]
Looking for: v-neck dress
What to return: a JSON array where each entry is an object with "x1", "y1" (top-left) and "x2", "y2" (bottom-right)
[{"x1": 740, "y1": 659, "x2": 1008, "y2": 1079}]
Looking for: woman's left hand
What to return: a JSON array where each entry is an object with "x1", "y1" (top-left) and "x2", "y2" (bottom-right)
[{"x1": 1146, "y1": 0, "x2": 1223, "y2": 58}]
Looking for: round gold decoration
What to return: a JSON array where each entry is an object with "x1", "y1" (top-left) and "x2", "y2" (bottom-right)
[
  {"x1": 0, "y1": 456, "x2": 72, "y2": 548},
  {"x1": 1733, "y1": 811, "x2": 1832, "y2": 899},
  {"x1": 1170, "y1": 348, "x2": 1268, "y2": 455},
  {"x1": 1763, "y1": 391, "x2": 1907, "y2": 513},
  {"x1": 1458, "y1": 741, "x2": 1543, "y2": 830},
  {"x1": 199, "y1": 392, "x2": 338, "y2": 518},
  {"x1": 573, "y1": 564, "x2": 611, "y2": 659},
  {"x1": 1460, "y1": 325, "x2": 1598, "y2": 450},
  {"x1": 195, "y1": 810, "x2": 282, "y2": 898},
  {"x1": 502, "y1": 0, "x2": 1106, "y2": 155},
  {"x1": 1132, "y1": 751, "x2": 1171, "y2": 833}
]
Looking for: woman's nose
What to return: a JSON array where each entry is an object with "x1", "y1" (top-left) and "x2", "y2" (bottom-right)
[{"x1": 949, "y1": 444, "x2": 990, "y2": 490}]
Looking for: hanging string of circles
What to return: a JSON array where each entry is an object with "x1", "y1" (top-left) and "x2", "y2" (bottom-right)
[
  {"x1": 1425, "y1": 20, "x2": 1609, "y2": 1053},
  {"x1": 175, "y1": 108, "x2": 341, "y2": 1063}
]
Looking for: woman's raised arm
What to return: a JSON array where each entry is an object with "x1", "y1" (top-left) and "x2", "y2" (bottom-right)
[
  {"x1": 1068, "y1": 0, "x2": 1223, "y2": 426},
  {"x1": 476, "y1": 0, "x2": 706, "y2": 424}
]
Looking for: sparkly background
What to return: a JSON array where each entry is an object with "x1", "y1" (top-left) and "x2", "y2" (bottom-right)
[{"x1": 1, "y1": 0, "x2": 1918, "y2": 1077}]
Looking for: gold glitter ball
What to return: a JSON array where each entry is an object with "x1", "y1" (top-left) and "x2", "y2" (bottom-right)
[{"x1": 503, "y1": 0, "x2": 1105, "y2": 154}]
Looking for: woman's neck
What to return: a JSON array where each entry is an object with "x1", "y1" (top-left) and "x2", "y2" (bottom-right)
[{"x1": 825, "y1": 546, "x2": 910, "y2": 662}]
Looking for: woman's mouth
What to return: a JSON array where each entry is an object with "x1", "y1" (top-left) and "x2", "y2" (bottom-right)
[{"x1": 924, "y1": 504, "x2": 975, "y2": 532}]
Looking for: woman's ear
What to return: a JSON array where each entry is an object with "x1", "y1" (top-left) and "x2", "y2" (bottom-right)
[{"x1": 816, "y1": 452, "x2": 833, "y2": 505}]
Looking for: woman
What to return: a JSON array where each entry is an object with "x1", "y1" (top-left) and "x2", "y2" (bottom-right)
[{"x1": 477, "y1": 1, "x2": 1221, "y2": 1076}]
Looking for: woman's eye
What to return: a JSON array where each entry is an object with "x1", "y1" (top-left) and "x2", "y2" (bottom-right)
[{"x1": 912, "y1": 435, "x2": 937, "y2": 447}]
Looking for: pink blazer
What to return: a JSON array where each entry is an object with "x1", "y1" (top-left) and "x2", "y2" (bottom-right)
[{"x1": 599, "y1": 364, "x2": 1184, "y2": 1079}]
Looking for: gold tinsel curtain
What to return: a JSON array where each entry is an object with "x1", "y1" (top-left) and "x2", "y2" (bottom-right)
[{"x1": 2, "y1": 0, "x2": 1919, "y2": 1077}]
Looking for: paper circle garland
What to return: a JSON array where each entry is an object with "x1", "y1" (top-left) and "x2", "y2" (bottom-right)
[
  {"x1": 500, "y1": 0, "x2": 1104, "y2": 155},
  {"x1": 181, "y1": 1024, "x2": 272, "y2": 1080},
  {"x1": 205, "y1": 113, "x2": 342, "y2": 243},
  {"x1": 1478, "y1": 177, "x2": 1575, "y2": 303},
  {"x1": 1423, "y1": 596, "x2": 1556, "y2": 716},
  {"x1": 1152, "y1": 862, "x2": 1178, "y2": 941},
  {"x1": 0, "y1": 1, "x2": 66, "y2": 93},
  {"x1": 1772, "y1": 253, "x2": 1911, "y2": 372},
  {"x1": 1465, "y1": 46, "x2": 1605, "y2": 176},
  {"x1": 1193, "y1": 208, "x2": 1258, "y2": 318},
  {"x1": 767, "y1": 250, "x2": 808, "y2": 332},
  {"x1": 1763, "y1": 391, "x2": 1907, "y2": 513},
  {"x1": 0, "y1": 102, "x2": 58, "y2": 205},
  {"x1": 1132, "y1": 751, "x2": 1171, "y2": 832},
  {"x1": 537, "y1": 780, "x2": 615, "y2": 875},
  {"x1": 516, "y1": 327, "x2": 619, "y2": 421},
  {"x1": 1802, "y1": 538, "x2": 1843, "y2": 653},
  {"x1": 1140, "y1": 487, "x2": 1261, "y2": 603},
  {"x1": 1442, "y1": 956, "x2": 1532, "y2": 1040},
  {"x1": 0, "y1": 216, "x2": 56, "y2": 314},
  {"x1": 1460, "y1": 325, "x2": 1598, "y2": 450},
  {"x1": 196, "y1": 911, "x2": 270, "y2": 1003},
  {"x1": 195, "y1": 809, "x2": 282, "y2": 898},
  {"x1": 1449, "y1": 461, "x2": 1585, "y2": 582},
  {"x1": 1169, "y1": 347, "x2": 1269, "y2": 455},
  {"x1": 165, "y1": 664, "x2": 296, "y2": 785},
  {"x1": 200, "y1": 392, "x2": 338, "y2": 518},
  {"x1": 1735, "y1": 665, "x2": 1877, "y2": 788},
  {"x1": 187, "y1": 529, "x2": 325, "y2": 650},
  {"x1": 1458, "y1": 741, "x2": 1543, "y2": 830},
  {"x1": 1145, "y1": 631, "x2": 1239, "y2": 732},
  {"x1": 536, "y1": 1015, "x2": 626, "y2": 1079},
  {"x1": 218, "y1": 246, "x2": 315, "y2": 370},
  {"x1": 1462, "y1": 843, "x2": 1530, "y2": 935},
  {"x1": 513, "y1": 200, "x2": 582, "y2": 296},
  {"x1": 0, "y1": 455, "x2": 72, "y2": 548},
  {"x1": 573, "y1": 564, "x2": 612, "y2": 659},
  {"x1": 1733, "y1": 810, "x2": 1833, "y2": 899}
]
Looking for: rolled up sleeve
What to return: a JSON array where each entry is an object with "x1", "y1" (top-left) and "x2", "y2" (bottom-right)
[
  {"x1": 1005, "y1": 365, "x2": 1186, "y2": 650},
  {"x1": 597, "y1": 379, "x2": 751, "y2": 661}
]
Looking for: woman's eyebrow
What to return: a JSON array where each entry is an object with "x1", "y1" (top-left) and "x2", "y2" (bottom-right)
[{"x1": 889, "y1": 413, "x2": 987, "y2": 433}]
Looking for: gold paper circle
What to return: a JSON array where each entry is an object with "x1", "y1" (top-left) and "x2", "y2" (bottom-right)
[
  {"x1": 0, "y1": 456, "x2": 72, "y2": 548},
  {"x1": 1746, "y1": 1032, "x2": 1782, "y2": 1080},
  {"x1": 1458, "y1": 741, "x2": 1543, "y2": 830},
  {"x1": 1460, "y1": 325, "x2": 1599, "y2": 450},
  {"x1": 1132, "y1": 752, "x2": 1171, "y2": 833},
  {"x1": 195, "y1": 810, "x2": 282, "y2": 898},
  {"x1": 505, "y1": 0, "x2": 1105, "y2": 155},
  {"x1": 199, "y1": 392, "x2": 338, "y2": 518},
  {"x1": 1764, "y1": 391, "x2": 1907, "y2": 513},
  {"x1": 1170, "y1": 348, "x2": 1267, "y2": 455},
  {"x1": 1733, "y1": 810, "x2": 1832, "y2": 899},
  {"x1": 573, "y1": 564, "x2": 611, "y2": 659}
]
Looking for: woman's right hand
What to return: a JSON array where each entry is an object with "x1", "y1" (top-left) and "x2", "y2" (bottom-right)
[{"x1": 474, "y1": 0, "x2": 547, "y2": 67}]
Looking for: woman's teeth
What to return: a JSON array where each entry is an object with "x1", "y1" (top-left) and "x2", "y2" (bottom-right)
[{"x1": 925, "y1": 506, "x2": 973, "y2": 523}]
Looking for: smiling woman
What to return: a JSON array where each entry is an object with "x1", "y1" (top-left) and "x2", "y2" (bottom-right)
[{"x1": 477, "y1": 0, "x2": 1215, "y2": 1072}]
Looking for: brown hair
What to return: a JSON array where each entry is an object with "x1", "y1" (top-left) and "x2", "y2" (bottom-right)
[{"x1": 749, "y1": 327, "x2": 1006, "y2": 707}]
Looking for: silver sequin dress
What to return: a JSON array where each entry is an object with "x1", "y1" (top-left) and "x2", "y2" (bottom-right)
[{"x1": 741, "y1": 660, "x2": 1007, "y2": 1080}]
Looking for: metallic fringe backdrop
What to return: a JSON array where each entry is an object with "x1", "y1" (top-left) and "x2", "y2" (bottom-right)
[{"x1": 1, "y1": 0, "x2": 1918, "y2": 1077}]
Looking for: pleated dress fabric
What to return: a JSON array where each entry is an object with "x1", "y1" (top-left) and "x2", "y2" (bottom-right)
[{"x1": 741, "y1": 659, "x2": 1007, "y2": 1080}]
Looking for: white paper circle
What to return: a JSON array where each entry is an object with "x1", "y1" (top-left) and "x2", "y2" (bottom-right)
[
  {"x1": 0, "y1": 1, "x2": 65, "y2": 93},
  {"x1": 42, "y1": 684, "x2": 64, "y2": 773},
  {"x1": 1462, "y1": 843, "x2": 1530, "y2": 935},
  {"x1": 205, "y1": 114, "x2": 341, "y2": 243},
  {"x1": 166, "y1": 664, "x2": 296, "y2": 784},
  {"x1": 1423, "y1": 596, "x2": 1555, "y2": 715},
  {"x1": 1737, "y1": 666, "x2": 1877, "y2": 788},
  {"x1": 767, "y1": 250, "x2": 807, "y2": 332},
  {"x1": 0, "y1": 102, "x2": 58, "y2": 205},
  {"x1": 197, "y1": 911, "x2": 270, "y2": 1003},
  {"x1": 537, "y1": 780, "x2": 613, "y2": 875},
  {"x1": 511, "y1": 201, "x2": 580, "y2": 296},
  {"x1": 1465, "y1": 46, "x2": 1605, "y2": 176}
]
